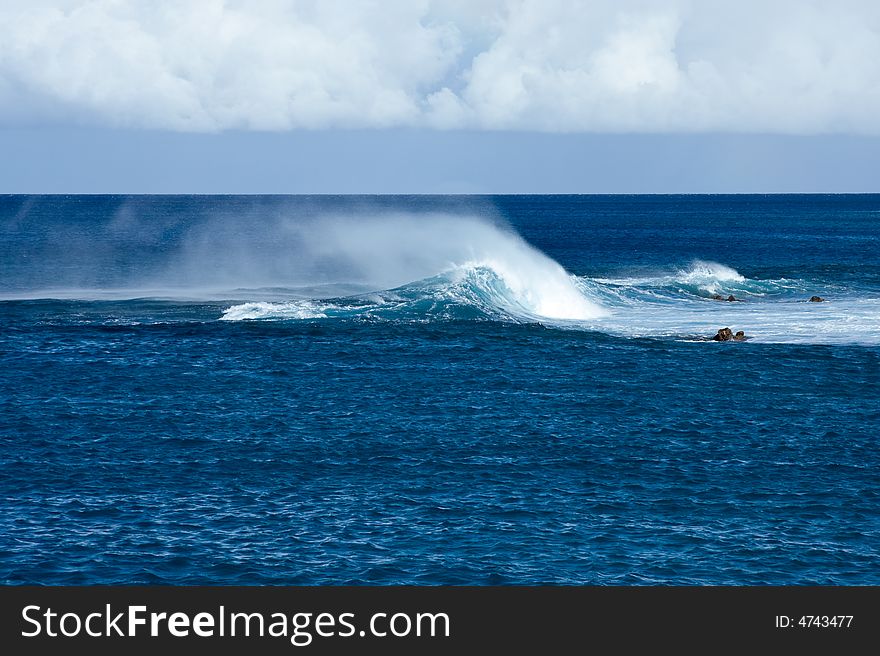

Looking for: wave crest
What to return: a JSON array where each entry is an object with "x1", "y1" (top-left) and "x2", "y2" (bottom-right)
[
  {"x1": 452, "y1": 259, "x2": 605, "y2": 321},
  {"x1": 221, "y1": 258, "x2": 607, "y2": 323},
  {"x1": 221, "y1": 214, "x2": 607, "y2": 323},
  {"x1": 675, "y1": 260, "x2": 745, "y2": 292}
]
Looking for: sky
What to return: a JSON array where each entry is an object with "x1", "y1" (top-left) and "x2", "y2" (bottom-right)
[{"x1": 1, "y1": 0, "x2": 879, "y2": 193}]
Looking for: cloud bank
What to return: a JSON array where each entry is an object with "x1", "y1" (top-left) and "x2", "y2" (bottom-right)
[{"x1": 1, "y1": 0, "x2": 879, "y2": 133}]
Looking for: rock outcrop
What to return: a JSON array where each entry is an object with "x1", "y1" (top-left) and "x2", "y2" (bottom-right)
[{"x1": 713, "y1": 327, "x2": 747, "y2": 341}]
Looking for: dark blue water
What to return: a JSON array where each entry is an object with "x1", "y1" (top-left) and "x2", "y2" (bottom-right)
[{"x1": 1, "y1": 195, "x2": 879, "y2": 584}]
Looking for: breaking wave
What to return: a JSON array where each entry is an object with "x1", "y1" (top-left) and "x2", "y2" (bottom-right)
[
  {"x1": 593, "y1": 260, "x2": 793, "y2": 299},
  {"x1": 221, "y1": 261, "x2": 607, "y2": 323},
  {"x1": 222, "y1": 258, "x2": 880, "y2": 345},
  {"x1": 218, "y1": 213, "x2": 608, "y2": 323}
]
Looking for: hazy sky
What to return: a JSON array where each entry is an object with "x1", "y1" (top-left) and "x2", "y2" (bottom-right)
[{"x1": 2, "y1": 0, "x2": 879, "y2": 193}]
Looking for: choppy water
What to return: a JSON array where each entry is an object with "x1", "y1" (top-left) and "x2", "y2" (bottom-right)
[{"x1": 1, "y1": 194, "x2": 879, "y2": 584}]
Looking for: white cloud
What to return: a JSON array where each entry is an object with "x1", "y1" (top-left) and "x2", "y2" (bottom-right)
[{"x1": 1, "y1": 0, "x2": 879, "y2": 133}]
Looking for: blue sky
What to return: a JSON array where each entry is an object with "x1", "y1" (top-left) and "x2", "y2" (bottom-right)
[
  {"x1": 3, "y1": 128, "x2": 880, "y2": 193},
  {"x1": 2, "y1": 1, "x2": 879, "y2": 193}
]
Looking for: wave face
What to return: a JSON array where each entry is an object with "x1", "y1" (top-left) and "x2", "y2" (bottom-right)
[{"x1": 198, "y1": 213, "x2": 608, "y2": 322}]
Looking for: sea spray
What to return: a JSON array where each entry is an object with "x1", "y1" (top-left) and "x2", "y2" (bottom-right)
[{"x1": 220, "y1": 213, "x2": 607, "y2": 322}]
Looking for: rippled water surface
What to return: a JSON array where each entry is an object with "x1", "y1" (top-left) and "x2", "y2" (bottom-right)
[{"x1": 1, "y1": 195, "x2": 879, "y2": 584}]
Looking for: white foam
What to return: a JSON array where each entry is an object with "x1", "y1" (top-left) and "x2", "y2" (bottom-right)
[
  {"x1": 670, "y1": 260, "x2": 741, "y2": 294},
  {"x1": 678, "y1": 260, "x2": 745, "y2": 284},
  {"x1": 580, "y1": 291, "x2": 880, "y2": 345},
  {"x1": 454, "y1": 254, "x2": 606, "y2": 321},
  {"x1": 220, "y1": 301, "x2": 329, "y2": 321}
]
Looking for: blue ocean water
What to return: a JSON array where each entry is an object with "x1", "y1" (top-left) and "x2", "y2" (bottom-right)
[{"x1": 1, "y1": 194, "x2": 879, "y2": 585}]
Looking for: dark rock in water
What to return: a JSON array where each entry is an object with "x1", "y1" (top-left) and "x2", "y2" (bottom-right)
[
  {"x1": 727, "y1": 295, "x2": 737, "y2": 302},
  {"x1": 713, "y1": 327, "x2": 734, "y2": 341},
  {"x1": 809, "y1": 296, "x2": 825, "y2": 302},
  {"x1": 712, "y1": 327, "x2": 748, "y2": 342}
]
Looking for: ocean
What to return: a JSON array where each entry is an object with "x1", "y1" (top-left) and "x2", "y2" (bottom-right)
[{"x1": 1, "y1": 194, "x2": 879, "y2": 585}]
